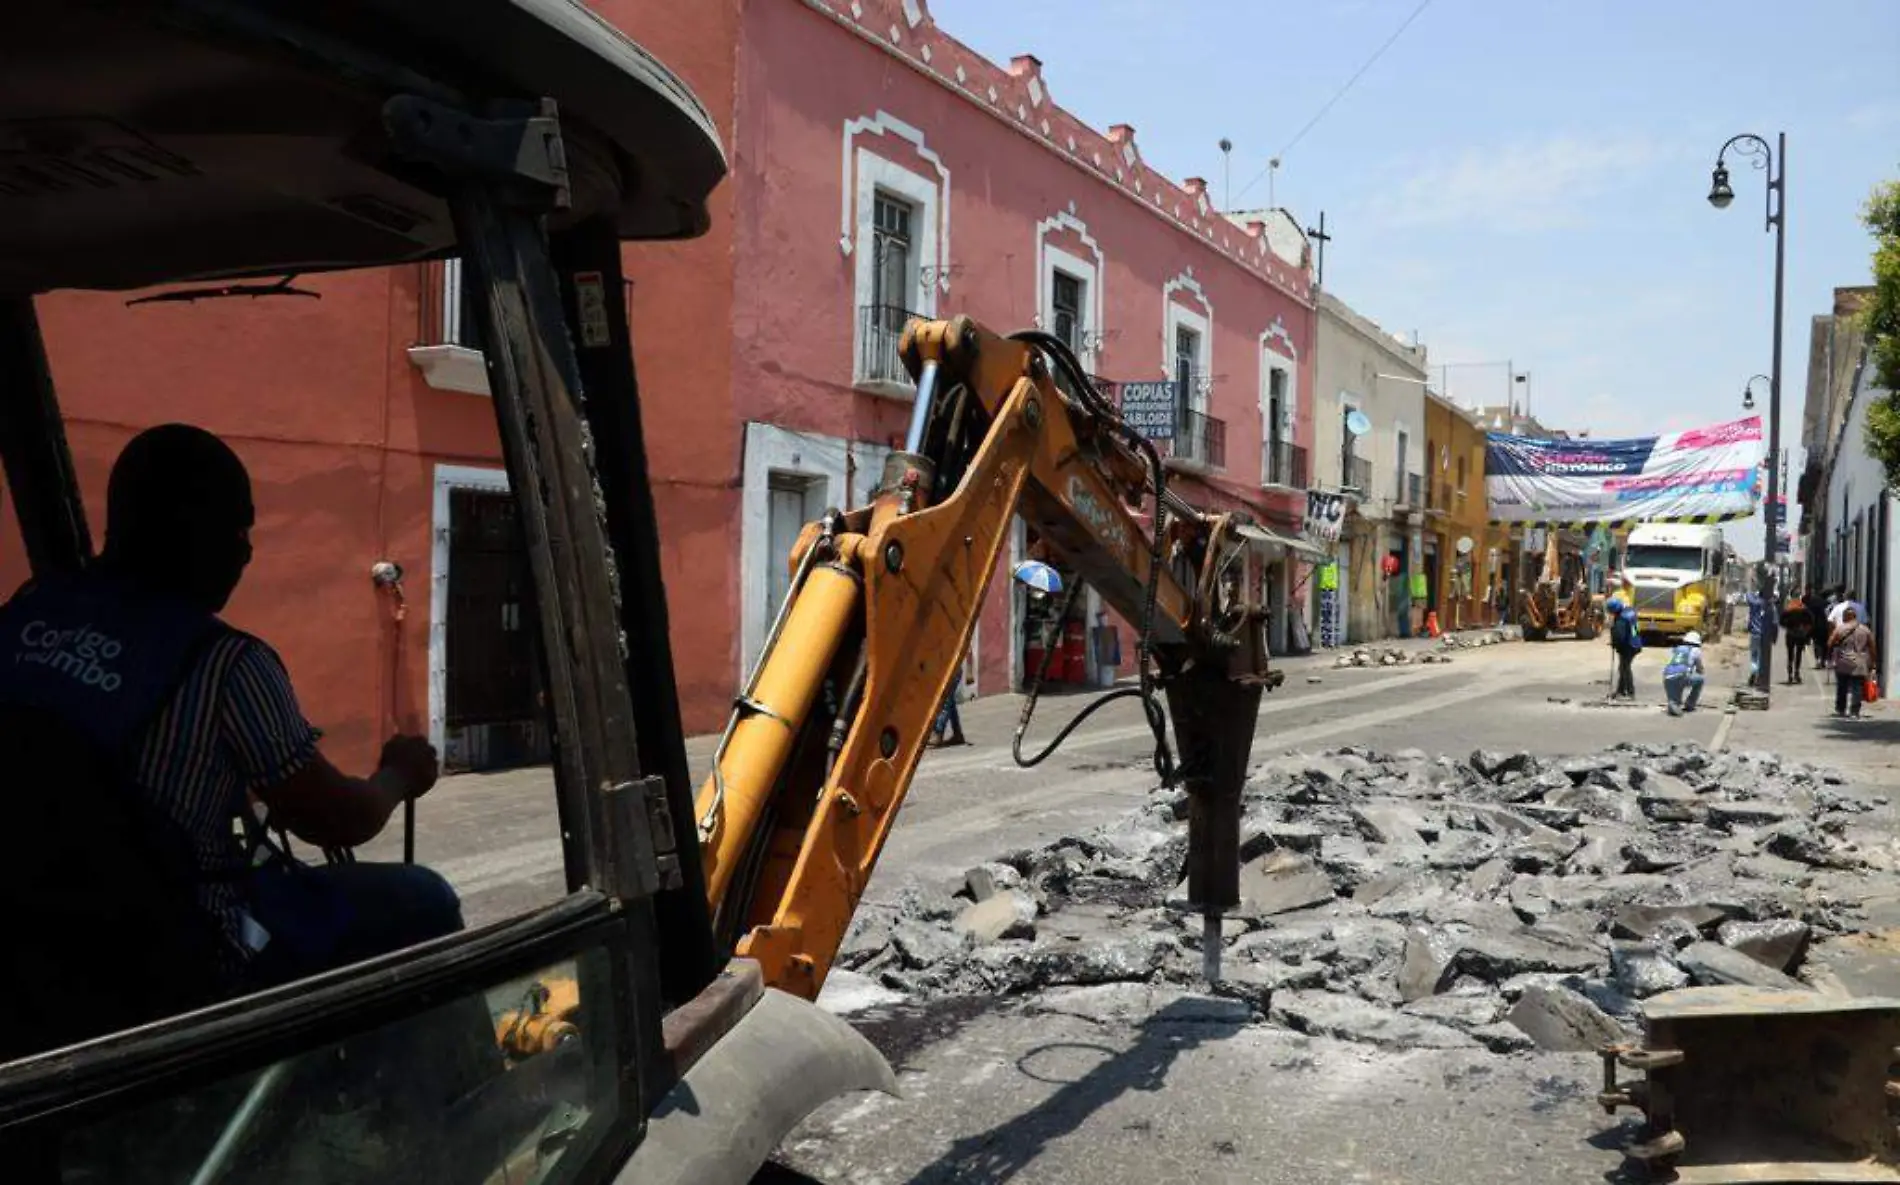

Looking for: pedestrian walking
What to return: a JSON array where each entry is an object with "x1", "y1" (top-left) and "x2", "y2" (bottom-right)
[
  {"x1": 1781, "y1": 593, "x2": 1814, "y2": 684},
  {"x1": 1826, "y1": 587, "x2": 1866, "y2": 631},
  {"x1": 1804, "y1": 586, "x2": 1828, "y2": 670},
  {"x1": 1607, "y1": 596, "x2": 1641, "y2": 700},
  {"x1": 1830, "y1": 606, "x2": 1874, "y2": 720},
  {"x1": 929, "y1": 684, "x2": 967, "y2": 747},
  {"x1": 1663, "y1": 630, "x2": 1706, "y2": 716}
]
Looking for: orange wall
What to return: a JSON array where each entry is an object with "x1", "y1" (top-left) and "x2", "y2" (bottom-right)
[{"x1": 1, "y1": 1, "x2": 745, "y2": 769}]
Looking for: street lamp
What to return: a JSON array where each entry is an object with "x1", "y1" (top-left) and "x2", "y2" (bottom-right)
[
  {"x1": 1742, "y1": 374, "x2": 1769, "y2": 412},
  {"x1": 1708, "y1": 131, "x2": 1787, "y2": 698},
  {"x1": 1514, "y1": 372, "x2": 1530, "y2": 418}
]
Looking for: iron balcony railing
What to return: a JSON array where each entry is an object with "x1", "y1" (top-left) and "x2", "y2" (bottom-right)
[
  {"x1": 856, "y1": 304, "x2": 922, "y2": 388},
  {"x1": 1169, "y1": 407, "x2": 1227, "y2": 470},
  {"x1": 1264, "y1": 441, "x2": 1308, "y2": 489},
  {"x1": 1344, "y1": 454, "x2": 1373, "y2": 493}
]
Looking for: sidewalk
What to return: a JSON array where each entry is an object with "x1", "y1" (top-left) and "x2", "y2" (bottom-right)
[{"x1": 1710, "y1": 631, "x2": 1900, "y2": 786}]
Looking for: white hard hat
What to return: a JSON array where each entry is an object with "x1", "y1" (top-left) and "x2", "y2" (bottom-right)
[{"x1": 1683, "y1": 631, "x2": 1702, "y2": 646}]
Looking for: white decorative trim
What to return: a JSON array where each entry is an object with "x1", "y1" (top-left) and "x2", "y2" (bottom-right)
[
  {"x1": 902, "y1": 0, "x2": 924, "y2": 27},
  {"x1": 428, "y1": 464, "x2": 511, "y2": 758},
  {"x1": 838, "y1": 111, "x2": 951, "y2": 298},
  {"x1": 1260, "y1": 329, "x2": 1299, "y2": 488},
  {"x1": 740, "y1": 424, "x2": 890, "y2": 677},
  {"x1": 1035, "y1": 210, "x2": 1105, "y2": 366},
  {"x1": 1392, "y1": 417, "x2": 1416, "y2": 505},
  {"x1": 1260, "y1": 315, "x2": 1298, "y2": 361},
  {"x1": 406, "y1": 344, "x2": 490, "y2": 395},
  {"x1": 849, "y1": 150, "x2": 941, "y2": 308},
  {"x1": 1163, "y1": 269, "x2": 1213, "y2": 411}
]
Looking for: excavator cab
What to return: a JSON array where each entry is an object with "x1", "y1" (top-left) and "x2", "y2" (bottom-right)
[{"x1": 0, "y1": 3, "x2": 889, "y2": 1181}]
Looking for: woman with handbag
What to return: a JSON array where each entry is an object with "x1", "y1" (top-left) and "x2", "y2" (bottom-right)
[{"x1": 1830, "y1": 605, "x2": 1874, "y2": 720}]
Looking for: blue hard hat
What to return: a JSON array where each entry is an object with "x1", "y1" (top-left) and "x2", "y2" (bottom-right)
[{"x1": 1606, "y1": 596, "x2": 1624, "y2": 612}]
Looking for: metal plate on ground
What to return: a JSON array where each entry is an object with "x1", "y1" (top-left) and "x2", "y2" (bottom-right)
[{"x1": 1601, "y1": 986, "x2": 1900, "y2": 1183}]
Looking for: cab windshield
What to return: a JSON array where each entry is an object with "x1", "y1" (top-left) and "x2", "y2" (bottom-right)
[{"x1": 1624, "y1": 545, "x2": 1702, "y2": 573}]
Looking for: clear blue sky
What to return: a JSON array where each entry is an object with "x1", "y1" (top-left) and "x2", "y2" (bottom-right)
[{"x1": 934, "y1": 0, "x2": 1899, "y2": 559}]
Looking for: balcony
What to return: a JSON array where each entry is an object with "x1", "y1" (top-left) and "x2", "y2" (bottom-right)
[
  {"x1": 407, "y1": 259, "x2": 489, "y2": 394},
  {"x1": 1263, "y1": 441, "x2": 1308, "y2": 490},
  {"x1": 856, "y1": 304, "x2": 922, "y2": 397},
  {"x1": 1402, "y1": 472, "x2": 1424, "y2": 508},
  {"x1": 1166, "y1": 408, "x2": 1227, "y2": 471},
  {"x1": 1343, "y1": 454, "x2": 1373, "y2": 494}
]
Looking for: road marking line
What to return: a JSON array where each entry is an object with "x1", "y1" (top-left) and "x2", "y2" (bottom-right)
[{"x1": 1710, "y1": 711, "x2": 1735, "y2": 752}]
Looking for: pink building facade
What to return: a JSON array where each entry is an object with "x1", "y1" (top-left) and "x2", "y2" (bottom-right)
[
  {"x1": 7, "y1": 0, "x2": 1316, "y2": 773},
  {"x1": 729, "y1": 0, "x2": 1317, "y2": 699}
]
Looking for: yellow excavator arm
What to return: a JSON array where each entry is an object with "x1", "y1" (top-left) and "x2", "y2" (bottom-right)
[{"x1": 693, "y1": 316, "x2": 1278, "y2": 997}]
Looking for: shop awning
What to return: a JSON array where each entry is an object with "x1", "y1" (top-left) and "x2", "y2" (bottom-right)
[{"x1": 1237, "y1": 523, "x2": 1330, "y2": 561}]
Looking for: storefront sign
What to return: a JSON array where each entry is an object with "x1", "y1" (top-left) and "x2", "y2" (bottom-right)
[
  {"x1": 1319, "y1": 585, "x2": 1343, "y2": 648},
  {"x1": 1118, "y1": 381, "x2": 1178, "y2": 440},
  {"x1": 1303, "y1": 490, "x2": 1347, "y2": 543}
]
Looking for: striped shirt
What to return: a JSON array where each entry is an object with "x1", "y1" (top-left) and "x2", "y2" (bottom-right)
[{"x1": 132, "y1": 632, "x2": 321, "y2": 966}]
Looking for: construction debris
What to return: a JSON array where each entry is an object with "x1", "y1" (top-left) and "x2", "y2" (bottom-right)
[{"x1": 836, "y1": 743, "x2": 1893, "y2": 1059}]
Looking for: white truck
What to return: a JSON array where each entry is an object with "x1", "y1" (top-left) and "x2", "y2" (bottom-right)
[{"x1": 1619, "y1": 522, "x2": 1726, "y2": 639}]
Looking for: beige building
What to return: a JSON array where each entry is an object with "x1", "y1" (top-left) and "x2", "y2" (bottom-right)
[{"x1": 1312, "y1": 291, "x2": 1429, "y2": 643}]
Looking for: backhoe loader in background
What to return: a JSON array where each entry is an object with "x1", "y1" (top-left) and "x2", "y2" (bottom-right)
[
  {"x1": 1515, "y1": 527, "x2": 1603, "y2": 642},
  {"x1": 0, "y1": 4, "x2": 1271, "y2": 1182}
]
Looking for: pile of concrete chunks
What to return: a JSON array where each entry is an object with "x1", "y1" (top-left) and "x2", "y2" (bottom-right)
[
  {"x1": 1329, "y1": 628, "x2": 1513, "y2": 669},
  {"x1": 836, "y1": 742, "x2": 1897, "y2": 1057},
  {"x1": 1334, "y1": 647, "x2": 1455, "y2": 669}
]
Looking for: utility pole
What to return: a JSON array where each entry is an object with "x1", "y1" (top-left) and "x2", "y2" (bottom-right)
[{"x1": 1305, "y1": 211, "x2": 1331, "y2": 289}]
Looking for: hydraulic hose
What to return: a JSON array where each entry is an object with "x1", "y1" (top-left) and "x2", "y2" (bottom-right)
[{"x1": 1005, "y1": 331, "x2": 1175, "y2": 787}]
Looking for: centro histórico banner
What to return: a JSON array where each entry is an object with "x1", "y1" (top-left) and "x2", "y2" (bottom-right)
[{"x1": 1485, "y1": 415, "x2": 1762, "y2": 526}]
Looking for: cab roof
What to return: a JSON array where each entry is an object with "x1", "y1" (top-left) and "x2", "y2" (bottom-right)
[{"x1": 0, "y1": 0, "x2": 727, "y2": 296}]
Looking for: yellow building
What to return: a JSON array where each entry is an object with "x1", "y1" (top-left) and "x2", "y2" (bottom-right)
[{"x1": 1424, "y1": 393, "x2": 1497, "y2": 631}]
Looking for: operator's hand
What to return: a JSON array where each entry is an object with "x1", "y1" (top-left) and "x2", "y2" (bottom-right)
[{"x1": 379, "y1": 734, "x2": 440, "y2": 800}]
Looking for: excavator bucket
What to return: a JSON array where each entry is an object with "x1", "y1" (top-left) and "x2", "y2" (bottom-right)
[{"x1": 1599, "y1": 986, "x2": 1900, "y2": 1183}]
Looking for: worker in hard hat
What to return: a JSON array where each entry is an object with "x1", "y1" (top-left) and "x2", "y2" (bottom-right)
[{"x1": 1662, "y1": 631, "x2": 1706, "y2": 716}]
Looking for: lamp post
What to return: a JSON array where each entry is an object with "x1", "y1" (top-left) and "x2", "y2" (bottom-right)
[
  {"x1": 1708, "y1": 131, "x2": 1786, "y2": 698},
  {"x1": 1742, "y1": 374, "x2": 1769, "y2": 412},
  {"x1": 1514, "y1": 371, "x2": 1530, "y2": 419}
]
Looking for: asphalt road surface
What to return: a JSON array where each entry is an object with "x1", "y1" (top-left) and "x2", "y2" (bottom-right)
[{"x1": 359, "y1": 632, "x2": 1897, "y2": 1184}]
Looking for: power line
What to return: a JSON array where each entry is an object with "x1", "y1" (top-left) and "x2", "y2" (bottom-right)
[{"x1": 1232, "y1": 0, "x2": 1435, "y2": 204}]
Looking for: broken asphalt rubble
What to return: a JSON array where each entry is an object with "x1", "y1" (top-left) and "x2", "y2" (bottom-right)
[
  {"x1": 1331, "y1": 628, "x2": 1514, "y2": 670},
  {"x1": 836, "y1": 742, "x2": 1898, "y2": 1057}
]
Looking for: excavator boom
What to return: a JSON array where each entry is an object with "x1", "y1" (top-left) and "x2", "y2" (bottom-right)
[{"x1": 693, "y1": 316, "x2": 1277, "y2": 997}]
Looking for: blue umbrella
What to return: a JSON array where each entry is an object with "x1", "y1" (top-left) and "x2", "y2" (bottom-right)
[{"x1": 1011, "y1": 560, "x2": 1064, "y2": 596}]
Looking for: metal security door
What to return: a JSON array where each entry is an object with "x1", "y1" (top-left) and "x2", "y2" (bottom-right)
[{"x1": 445, "y1": 488, "x2": 548, "y2": 770}]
